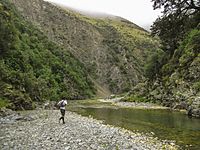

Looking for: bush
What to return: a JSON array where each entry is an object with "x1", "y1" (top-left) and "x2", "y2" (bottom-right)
[
  {"x1": 0, "y1": 0, "x2": 96, "y2": 110},
  {"x1": 193, "y1": 82, "x2": 200, "y2": 92},
  {"x1": 0, "y1": 98, "x2": 10, "y2": 108},
  {"x1": 144, "y1": 49, "x2": 168, "y2": 79}
]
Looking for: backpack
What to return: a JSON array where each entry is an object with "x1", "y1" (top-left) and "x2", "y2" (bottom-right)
[
  {"x1": 60, "y1": 101, "x2": 65, "y2": 107},
  {"x1": 58, "y1": 100, "x2": 66, "y2": 108}
]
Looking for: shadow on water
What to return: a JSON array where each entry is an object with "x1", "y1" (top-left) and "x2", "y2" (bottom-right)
[{"x1": 68, "y1": 100, "x2": 200, "y2": 149}]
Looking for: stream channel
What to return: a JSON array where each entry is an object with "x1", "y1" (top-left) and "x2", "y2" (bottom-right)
[{"x1": 67, "y1": 100, "x2": 200, "y2": 149}]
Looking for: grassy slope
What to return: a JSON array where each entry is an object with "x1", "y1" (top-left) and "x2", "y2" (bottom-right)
[
  {"x1": 64, "y1": 8, "x2": 160, "y2": 93},
  {"x1": 124, "y1": 28, "x2": 200, "y2": 109},
  {"x1": 11, "y1": 0, "x2": 160, "y2": 94},
  {"x1": 161, "y1": 28, "x2": 200, "y2": 96},
  {"x1": 0, "y1": 0, "x2": 96, "y2": 110},
  {"x1": 73, "y1": 11, "x2": 160, "y2": 68}
]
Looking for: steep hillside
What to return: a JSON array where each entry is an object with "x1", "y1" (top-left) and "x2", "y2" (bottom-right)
[
  {"x1": 126, "y1": 27, "x2": 200, "y2": 117},
  {"x1": 152, "y1": 28, "x2": 200, "y2": 115},
  {"x1": 11, "y1": 0, "x2": 160, "y2": 94},
  {"x1": 0, "y1": 0, "x2": 95, "y2": 110},
  {"x1": 122, "y1": 0, "x2": 200, "y2": 117}
]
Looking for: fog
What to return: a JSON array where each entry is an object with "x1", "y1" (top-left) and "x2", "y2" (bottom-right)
[{"x1": 45, "y1": 0, "x2": 162, "y2": 30}]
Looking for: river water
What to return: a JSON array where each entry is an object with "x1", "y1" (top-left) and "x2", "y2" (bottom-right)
[{"x1": 68, "y1": 100, "x2": 200, "y2": 149}]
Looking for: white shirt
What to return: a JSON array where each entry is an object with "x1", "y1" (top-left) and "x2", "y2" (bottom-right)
[{"x1": 57, "y1": 100, "x2": 67, "y2": 110}]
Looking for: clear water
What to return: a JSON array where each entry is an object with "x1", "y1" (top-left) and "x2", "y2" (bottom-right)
[{"x1": 68, "y1": 100, "x2": 200, "y2": 149}]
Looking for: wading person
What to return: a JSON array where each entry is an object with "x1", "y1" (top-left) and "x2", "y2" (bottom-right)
[{"x1": 57, "y1": 98, "x2": 68, "y2": 124}]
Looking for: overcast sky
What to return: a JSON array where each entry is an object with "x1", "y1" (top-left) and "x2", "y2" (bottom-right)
[{"x1": 45, "y1": 0, "x2": 162, "y2": 30}]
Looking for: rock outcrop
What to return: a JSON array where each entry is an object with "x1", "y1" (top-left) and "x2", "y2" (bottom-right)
[
  {"x1": 11, "y1": 0, "x2": 159, "y2": 94},
  {"x1": 128, "y1": 28, "x2": 200, "y2": 118}
]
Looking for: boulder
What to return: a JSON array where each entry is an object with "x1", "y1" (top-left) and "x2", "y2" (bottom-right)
[
  {"x1": 173, "y1": 102, "x2": 188, "y2": 110},
  {"x1": 187, "y1": 106, "x2": 200, "y2": 118},
  {"x1": 43, "y1": 101, "x2": 57, "y2": 110},
  {"x1": 191, "y1": 109, "x2": 200, "y2": 118}
]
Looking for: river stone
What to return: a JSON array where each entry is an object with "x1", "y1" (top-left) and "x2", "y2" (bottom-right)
[
  {"x1": 191, "y1": 109, "x2": 200, "y2": 118},
  {"x1": 0, "y1": 110, "x2": 179, "y2": 149},
  {"x1": 0, "y1": 108, "x2": 15, "y2": 117},
  {"x1": 173, "y1": 102, "x2": 188, "y2": 110},
  {"x1": 65, "y1": 146, "x2": 70, "y2": 150},
  {"x1": 43, "y1": 101, "x2": 57, "y2": 110}
]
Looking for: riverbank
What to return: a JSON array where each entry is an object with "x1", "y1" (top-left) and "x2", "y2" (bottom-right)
[
  {"x1": 0, "y1": 110, "x2": 178, "y2": 149},
  {"x1": 98, "y1": 97, "x2": 169, "y2": 109}
]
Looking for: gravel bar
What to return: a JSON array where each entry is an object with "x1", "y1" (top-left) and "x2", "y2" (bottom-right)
[{"x1": 0, "y1": 110, "x2": 178, "y2": 150}]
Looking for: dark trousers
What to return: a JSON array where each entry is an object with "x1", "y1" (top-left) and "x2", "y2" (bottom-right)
[{"x1": 59, "y1": 109, "x2": 65, "y2": 124}]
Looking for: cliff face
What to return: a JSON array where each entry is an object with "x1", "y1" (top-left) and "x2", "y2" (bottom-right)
[{"x1": 11, "y1": 0, "x2": 159, "y2": 94}]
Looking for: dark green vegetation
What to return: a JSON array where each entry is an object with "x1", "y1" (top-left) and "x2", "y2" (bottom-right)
[
  {"x1": 124, "y1": 0, "x2": 200, "y2": 117},
  {"x1": 0, "y1": 0, "x2": 96, "y2": 110},
  {"x1": 148, "y1": 0, "x2": 200, "y2": 79},
  {"x1": 151, "y1": 0, "x2": 200, "y2": 55},
  {"x1": 144, "y1": 28, "x2": 200, "y2": 82},
  {"x1": 2, "y1": 0, "x2": 199, "y2": 115},
  {"x1": 1, "y1": 0, "x2": 161, "y2": 110},
  {"x1": 68, "y1": 100, "x2": 200, "y2": 149},
  {"x1": 11, "y1": 0, "x2": 160, "y2": 95}
]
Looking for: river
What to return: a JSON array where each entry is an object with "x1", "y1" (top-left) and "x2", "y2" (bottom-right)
[{"x1": 67, "y1": 100, "x2": 200, "y2": 149}]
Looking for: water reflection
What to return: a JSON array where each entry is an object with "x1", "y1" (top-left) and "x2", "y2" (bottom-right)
[{"x1": 68, "y1": 101, "x2": 200, "y2": 149}]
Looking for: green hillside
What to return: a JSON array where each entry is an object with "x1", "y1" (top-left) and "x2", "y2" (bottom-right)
[
  {"x1": 123, "y1": 0, "x2": 200, "y2": 117},
  {"x1": 0, "y1": 0, "x2": 95, "y2": 110},
  {"x1": 11, "y1": 0, "x2": 160, "y2": 94}
]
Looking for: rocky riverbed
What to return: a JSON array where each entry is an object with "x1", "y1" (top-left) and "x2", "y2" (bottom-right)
[
  {"x1": 99, "y1": 98, "x2": 168, "y2": 109},
  {"x1": 0, "y1": 110, "x2": 178, "y2": 150}
]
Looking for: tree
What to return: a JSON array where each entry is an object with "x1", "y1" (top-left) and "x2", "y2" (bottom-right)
[
  {"x1": 144, "y1": 50, "x2": 168, "y2": 78},
  {"x1": 152, "y1": 0, "x2": 200, "y2": 15},
  {"x1": 151, "y1": 0, "x2": 200, "y2": 55},
  {"x1": 0, "y1": 6, "x2": 18, "y2": 56}
]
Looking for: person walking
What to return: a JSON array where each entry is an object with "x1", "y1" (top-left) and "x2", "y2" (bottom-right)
[{"x1": 57, "y1": 98, "x2": 68, "y2": 124}]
